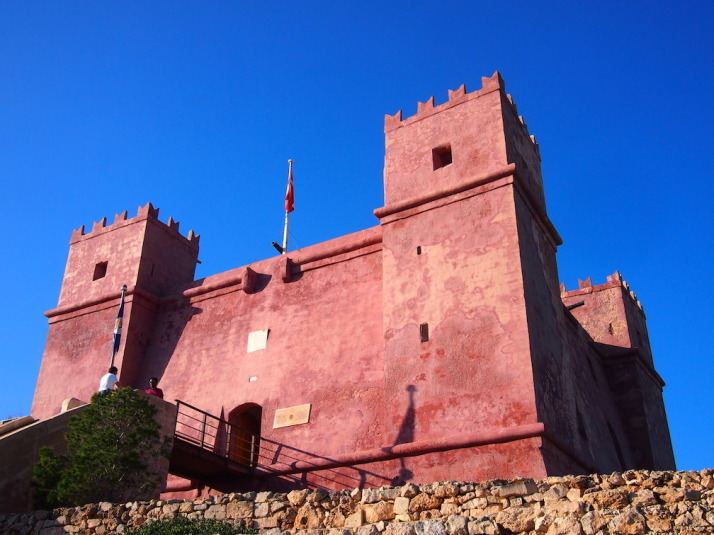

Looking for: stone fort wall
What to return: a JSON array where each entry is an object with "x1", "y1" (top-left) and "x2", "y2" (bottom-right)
[{"x1": 2, "y1": 470, "x2": 712, "y2": 535}]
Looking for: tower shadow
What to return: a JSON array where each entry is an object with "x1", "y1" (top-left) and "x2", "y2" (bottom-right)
[{"x1": 387, "y1": 384, "x2": 416, "y2": 485}]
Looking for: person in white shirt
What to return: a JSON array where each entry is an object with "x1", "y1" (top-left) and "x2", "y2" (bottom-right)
[{"x1": 98, "y1": 366, "x2": 122, "y2": 395}]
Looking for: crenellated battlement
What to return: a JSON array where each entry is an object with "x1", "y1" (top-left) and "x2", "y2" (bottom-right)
[
  {"x1": 560, "y1": 271, "x2": 645, "y2": 313},
  {"x1": 69, "y1": 202, "x2": 200, "y2": 247},
  {"x1": 384, "y1": 71, "x2": 539, "y2": 152}
]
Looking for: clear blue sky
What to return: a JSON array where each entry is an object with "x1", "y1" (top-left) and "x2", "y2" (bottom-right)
[{"x1": 1, "y1": 2, "x2": 711, "y2": 472}]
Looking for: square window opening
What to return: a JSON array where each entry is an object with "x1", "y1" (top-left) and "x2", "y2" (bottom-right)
[
  {"x1": 93, "y1": 262, "x2": 108, "y2": 281},
  {"x1": 432, "y1": 145, "x2": 453, "y2": 170}
]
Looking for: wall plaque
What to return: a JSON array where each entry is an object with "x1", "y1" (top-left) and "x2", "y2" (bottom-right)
[
  {"x1": 247, "y1": 329, "x2": 269, "y2": 353},
  {"x1": 273, "y1": 404, "x2": 311, "y2": 429}
]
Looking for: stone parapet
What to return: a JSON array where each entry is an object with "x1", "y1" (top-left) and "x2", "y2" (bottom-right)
[{"x1": 1, "y1": 470, "x2": 713, "y2": 535}]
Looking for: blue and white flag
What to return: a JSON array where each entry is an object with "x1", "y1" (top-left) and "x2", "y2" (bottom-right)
[{"x1": 112, "y1": 285, "x2": 127, "y2": 361}]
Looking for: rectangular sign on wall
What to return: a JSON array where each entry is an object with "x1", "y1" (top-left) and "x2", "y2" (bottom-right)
[
  {"x1": 273, "y1": 404, "x2": 311, "y2": 429},
  {"x1": 247, "y1": 329, "x2": 269, "y2": 353}
]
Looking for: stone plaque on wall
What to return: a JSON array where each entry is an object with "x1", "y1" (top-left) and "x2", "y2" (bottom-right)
[
  {"x1": 273, "y1": 404, "x2": 311, "y2": 429},
  {"x1": 247, "y1": 329, "x2": 269, "y2": 353}
]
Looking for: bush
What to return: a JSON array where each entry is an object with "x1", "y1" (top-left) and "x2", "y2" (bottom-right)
[
  {"x1": 32, "y1": 388, "x2": 171, "y2": 508},
  {"x1": 131, "y1": 516, "x2": 258, "y2": 535}
]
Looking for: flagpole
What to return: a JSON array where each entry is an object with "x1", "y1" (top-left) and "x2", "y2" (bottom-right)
[
  {"x1": 282, "y1": 209, "x2": 289, "y2": 254},
  {"x1": 110, "y1": 284, "x2": 127, "y2": 368},
  {"x1": 282, "y1": 159, "x2": 294, "y2": 254}
]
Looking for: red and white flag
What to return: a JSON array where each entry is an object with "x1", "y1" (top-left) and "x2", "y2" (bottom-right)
[{"x1": 285, "y1": 162, "x2": 294, "y2": 213}]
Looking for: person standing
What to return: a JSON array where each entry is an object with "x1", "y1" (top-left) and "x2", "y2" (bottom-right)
[
  {"x1": 98, "y1": 366, "x2": 121, "y2": 395},
  {"x1": 145, "y1": 377, "x2": 164, "y2": 399}
]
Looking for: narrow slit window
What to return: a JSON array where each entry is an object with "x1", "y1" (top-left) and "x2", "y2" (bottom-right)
[
  {"x1": 420, "y1": 323, "x2": 429, "y2": 343},
  {"x1": 432, "y1": 144, "x2": 452, "y2": 170},
  {"x1": 416, "y1": 246, "x2": 422, "y2": 255},
  {"x1": 93, "y1": 262, "x2": 108, "y2": 281},
  {"x1": 576, "y1": 408, "x2": 588, "y2": 440}
]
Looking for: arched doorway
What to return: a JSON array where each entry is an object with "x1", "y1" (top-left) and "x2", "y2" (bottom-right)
[{"x1": 227, "y1": 403, "x2": 262, "y2": 467}]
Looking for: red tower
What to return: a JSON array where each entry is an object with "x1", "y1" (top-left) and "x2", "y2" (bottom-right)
[{"x1": 32, "y1": 204, "x2": 199, "y2": 418}]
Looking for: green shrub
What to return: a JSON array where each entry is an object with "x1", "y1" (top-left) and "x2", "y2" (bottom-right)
[
  {"x1": 32, "y1": 388, "x2": 171, "y2": 508},
  {"x1": 131, "y1": 516, "x2": 258, "y2": 535}
]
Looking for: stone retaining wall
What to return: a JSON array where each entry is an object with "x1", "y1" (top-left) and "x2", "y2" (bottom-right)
[{"x1": 1, "y1": 470, "x2": 713, "y2": 535}]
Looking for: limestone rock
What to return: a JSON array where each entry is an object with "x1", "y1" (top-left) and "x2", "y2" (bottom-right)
[
  {"x1": 608, "y1": 509, "x2": 646, "y2": 535},
  {"x1": 655, "y1": 486, "x2": 685, "y2": 503},
  {"x1": 543, "y1": 484, "x2": 568, "y2": 501},
  {"x1": 363, "y1": 488, "x2": 382, "y2": 504},
  {"x1": 495, "y1": 506, "x2": 535, "y2": 532},
  {"x1": 461, "y1": 497, "x2": 487, "y2": 510},
  {"x1": 434, "y1": 483, "x2": 459, "y2": 499},
  {"x1": 546, "y1": 517, "x2": 582, "y2": 535},
  {"x1": 256, "y1": 491, "x2": 274, "y2": 503},
  {"x1": 271, "y1": 500, "x2": 289, "y2": 514},
  {"x1": 643, "y1": 505, "x2": 673, "y2": 532},
  {"x1": 533, "y1": 512, "x2": 555, "y2": 533},
  {"x1": 545, "y1": 498, "x2": 586, "y2": 515},
  {"x1": 254, "y1": 502, "x2": 270, "y2": 518},
  {"x1": 409, "y1": 494, "x2": 443, "y2": 513},
  {"x1": 345, "y1": 510, "x2": 365, "y2": 528},
  {"x1": 178, "y1": 501, "x2": 193, "y2": 513},
  {"x1": 204, "y1": 504, "x2": 226, "y2": 520},
  {"x1": 492, "y1": 480, "x2": 538, "y2": 498},
  {"x1": 275, "y1": 507, "x2": 298, "y2": 528},
  {"x1": 607, "y1": 472, "x2": 626, "y2": 486},
  {"x1": 566, "y1": 488, "x2": 583, "y2": 500},
  {"x1": 326, "y1": 509, "x2": 347, "y2": 528},
  {"x1": 414, "y1": 519, "x2": 447, "y2": 535},
  {"x1": 394, "y1": 497, "x2": 410, "y2": 516},
  {"x1": 401, "y1": 484, "x2": 420, "y2": 498},
  {"x1": 288, "y1": 489, "x2": 310, "y2": 507},
  {"x1": 364, "y1": 501, "x2": 395, "y2": 523},
  {"x1": 385, "y1": 522, "x2": 417, "y2": 535},
  {"x1": 357, "y1": 524, "x2": 382, "y2": 535},
  {"x1": 306, "y1": 488, "x2": 328, "y2": 505},
  {"x1": 226, "y1": 500, "x2": 253, "y2": 519},
  {"x1": 446, "y1": 514, "x2": 469, "y2": 535},
  {"x1": 255, "y1": 516, "x2": 280, "y2": 529},
  {"x1": 418, "y1": 510, "x2": 442, "y2": 521},
  {"x1": 467, "y1": 518, "x2": 500, "y2": 535},
  {"x1": 457, "y1": 492, "x2": 475, "y2": 505},
  {"x1": 439, "y1": 503, "x2": 460, "y2": 516},
  {"x1": 582, "y1": 489, "x2": 630, "y2": 509},
  {"x1": 293, "y1": 504, "x2": 325, "y2": 530},
  {"x1": 629, "y1": 489, "x2": 657, "y2": 508},
  {"x1": 379, "y1": 488, "x2": 401, "y2": 501},
  {"x1": 580, "y1": 511, "x2": 608, "y2": 535}
]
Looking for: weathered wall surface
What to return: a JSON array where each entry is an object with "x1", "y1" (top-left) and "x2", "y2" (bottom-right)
[
  {"x1": 2, "y1": 470, "x2": 712, "y2": 534},
  {"x1": 142, "y1": 229, "x2": 387, "y2": 469}
]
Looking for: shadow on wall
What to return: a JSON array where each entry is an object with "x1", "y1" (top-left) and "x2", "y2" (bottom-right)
[
  {"x1": 386, "y1": 385, "x2": 417, "y2": 486},
  {"x1": 169, "y1": 385, "x2": 421, "y2": 493},
  {"x1": 137, "y1": 304, "x2": 203, "y2": 393},
  {"x1": 264, "y1": 384, "x2": 419, "y2": 489}
]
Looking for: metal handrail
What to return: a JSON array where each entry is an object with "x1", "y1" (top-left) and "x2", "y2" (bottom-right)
[{"x1": 174, "y1": 399, "x2": 262, "y2": 467}]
